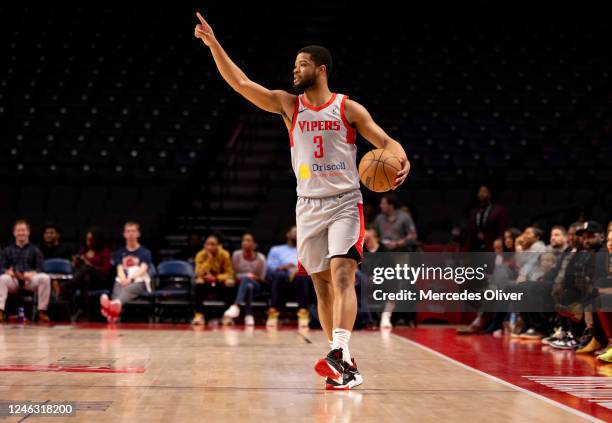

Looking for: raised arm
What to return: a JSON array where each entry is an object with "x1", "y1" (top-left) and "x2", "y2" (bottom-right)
[
  {"x1": 194, "y1": 12, "x2": 295, "y2": 125},
  {"x1": 344, "y1": 99, "x2": 410, "y2": 190}
]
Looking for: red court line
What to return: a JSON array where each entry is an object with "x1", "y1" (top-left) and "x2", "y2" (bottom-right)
[
  {"x1": 393, "y1": 327, "x2": 611, "y2": 421},
  {"x1": 0, "y1": 364, "x2": 145, "y2": 373}
]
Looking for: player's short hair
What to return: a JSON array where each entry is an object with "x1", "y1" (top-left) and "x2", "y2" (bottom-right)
[
  {"x1": 298, "y1": 45, "x2": 333, "y2": 77},
  {"x1": 381, "y1": 194, "x2": 399, "y2": 209},
  {"x1": 551, "y1": 225, "x2": 567, "y2": 236},
  {"x1": 43, "y1": 222, "x2": 60, "y2": 233},
  {"x1": 13, "y1": 219, "x2": 30, "y2": 230},
  {"x1": 124, "y1": 221, "x2": 140, "y2": 231}
]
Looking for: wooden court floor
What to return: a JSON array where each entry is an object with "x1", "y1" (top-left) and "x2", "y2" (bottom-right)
[{"x1": 0, "y1": 324, "x2": 596, "y2": 422}]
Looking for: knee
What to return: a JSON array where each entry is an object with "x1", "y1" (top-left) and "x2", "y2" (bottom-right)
[
  {"x1": 332, "y1": 270, "x2": 354, "y2": 293},
  {"x1": 35, "y1": 273, "x2": 51, "y2": 285},
  {"x1": 312, "y1": 279, "x2": 333, "y2": 301}
]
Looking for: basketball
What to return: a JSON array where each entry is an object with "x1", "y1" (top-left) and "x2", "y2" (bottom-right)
[{"x1": 358, "y1": 149, "x2": 403, "y2": 192}]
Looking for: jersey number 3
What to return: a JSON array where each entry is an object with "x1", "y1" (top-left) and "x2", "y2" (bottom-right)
[{"x1": 313, "y1": 135, "x2": 324, "y2": 158}]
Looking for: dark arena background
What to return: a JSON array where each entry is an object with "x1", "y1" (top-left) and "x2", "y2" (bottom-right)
[{"x1": 0, "y1": 3, "x2": 611, "y2": 422}]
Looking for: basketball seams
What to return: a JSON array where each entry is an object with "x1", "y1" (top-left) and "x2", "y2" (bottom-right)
[
  {"x1": 358, "y1": 151, "x2": 380, "y2": 190},
  {"x1": 359, "y1": 157, "x2": 377, "y2": 179},
  {"x1": 358, "y1": 157, "x2": 375, "y2": 174},
  {"x1": 372, "y1": 149, "x2": 387, "y2": 191},
  {"x1": 381, "y1": 158, "x2": 392, "y2": 191},
  {"x1": 382, "y1": 156, "x2": 401, "y2": 172}
]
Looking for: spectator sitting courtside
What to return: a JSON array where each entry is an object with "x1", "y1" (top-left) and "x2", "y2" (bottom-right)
[
  {"x1": 222, "y1": 233, "x2": 266, "y2": 326},
  {"x1": 373, "y1": 194, "x2": 417, "y2": 252},
  {"x1": 590, "y1": 225, "x2": 612, "y2": 360},
  {"x1": 40, "y1": 223, "x2": 72, "y2": 260},
  {"x1": 266, "y1": 226, "x2": 311, "y2": 328},
  {"x1": 546, "y1": 225, "x2": 569, "y2": 258},
  {"x1": 503, "y1": 228, "x2": 521, "y2": 252},
  {"x1": 567, "y1": 221, "x2": 584, "y2": 252},
  {"x1": 373, "y1": 195, "x2": 416, "y2": 329},
  {"x1": 0, "y1": 220, "x2": 51, "y2": 323},
  {"x1": 516, "y1": 227, "x2": 547, "y2": 283},
  {"x1": 100, "y1": 222, "x2": 152, "y2": 323},
  {"x1": 191, "y1": 234, "x2": 234, "y2": 325},
  {"x1": 64, "y1": 227, "x2": 112, "y2": 320}
]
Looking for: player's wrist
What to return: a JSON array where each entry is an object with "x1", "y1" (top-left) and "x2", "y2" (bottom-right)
[{"x1": 208, "y1": 38, "x2": 221, "y2": 50}]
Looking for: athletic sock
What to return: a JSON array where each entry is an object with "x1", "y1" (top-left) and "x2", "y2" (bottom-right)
[
  {"x1": 332, "y1": 328, "x2": 351, "y2": 363},
  {"x1": 328, "y1": 339, "x2": 333, "y2": 350}
]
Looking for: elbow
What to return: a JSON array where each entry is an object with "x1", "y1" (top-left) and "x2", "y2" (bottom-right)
[{"x1": 234, "y1": 79, "x2": 250, "y2": 94}]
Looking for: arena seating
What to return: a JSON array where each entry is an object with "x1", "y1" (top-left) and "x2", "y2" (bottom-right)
[{"x1": 0, "y1": 4, "x2": 609, "y2": 254}]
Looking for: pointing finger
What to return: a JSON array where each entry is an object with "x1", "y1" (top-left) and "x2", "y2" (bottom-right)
[{"x1": 196, "y1": 11, "x2": 206, "y2": 25}]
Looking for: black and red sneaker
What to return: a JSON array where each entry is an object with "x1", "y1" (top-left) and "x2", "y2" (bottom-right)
[
  {"x1": 325, "y1": 359, "x2": 363, "y2": 390},
  {"x1": 314, "y1": 348, "x2": 345, "y2": 380}
]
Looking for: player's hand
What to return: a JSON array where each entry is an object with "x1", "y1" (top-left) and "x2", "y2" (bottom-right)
[
  {"x1": 194, "y1": 12, "x2": 216, "y2": 47},
  {"x1": 391, "y1": 156, "x2": 410, "y2": 190}
]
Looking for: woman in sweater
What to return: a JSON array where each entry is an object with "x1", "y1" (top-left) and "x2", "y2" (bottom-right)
[
  {"x1": 67, "y1": 227, "x2": 112, "y2": 320},
  {"x1": 192, "y1": 234, "x2": 235, "y2": 325}
]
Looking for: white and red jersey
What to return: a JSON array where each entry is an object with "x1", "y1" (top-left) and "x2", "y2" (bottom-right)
[{"x1": 289, "y1": 93, "x2": 360, "y2": 198}]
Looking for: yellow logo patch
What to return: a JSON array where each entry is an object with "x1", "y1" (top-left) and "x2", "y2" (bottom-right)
[{"x1": 298, "y1": 163, "x2": 311, "y2": 180}]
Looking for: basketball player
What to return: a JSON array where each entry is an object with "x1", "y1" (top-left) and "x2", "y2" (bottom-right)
[{"x1": 194, "y1": 11, "x2": 409, "y2": 390}]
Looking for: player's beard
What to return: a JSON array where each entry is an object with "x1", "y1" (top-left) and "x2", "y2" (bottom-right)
[{"x1": 293, "y1": 72, "x2": 316, "y2": 94}]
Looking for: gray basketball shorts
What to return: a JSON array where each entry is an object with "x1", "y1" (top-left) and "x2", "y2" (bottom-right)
[{"x1": 296, "y1": 189, "x2": 365, "y2": 275}]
